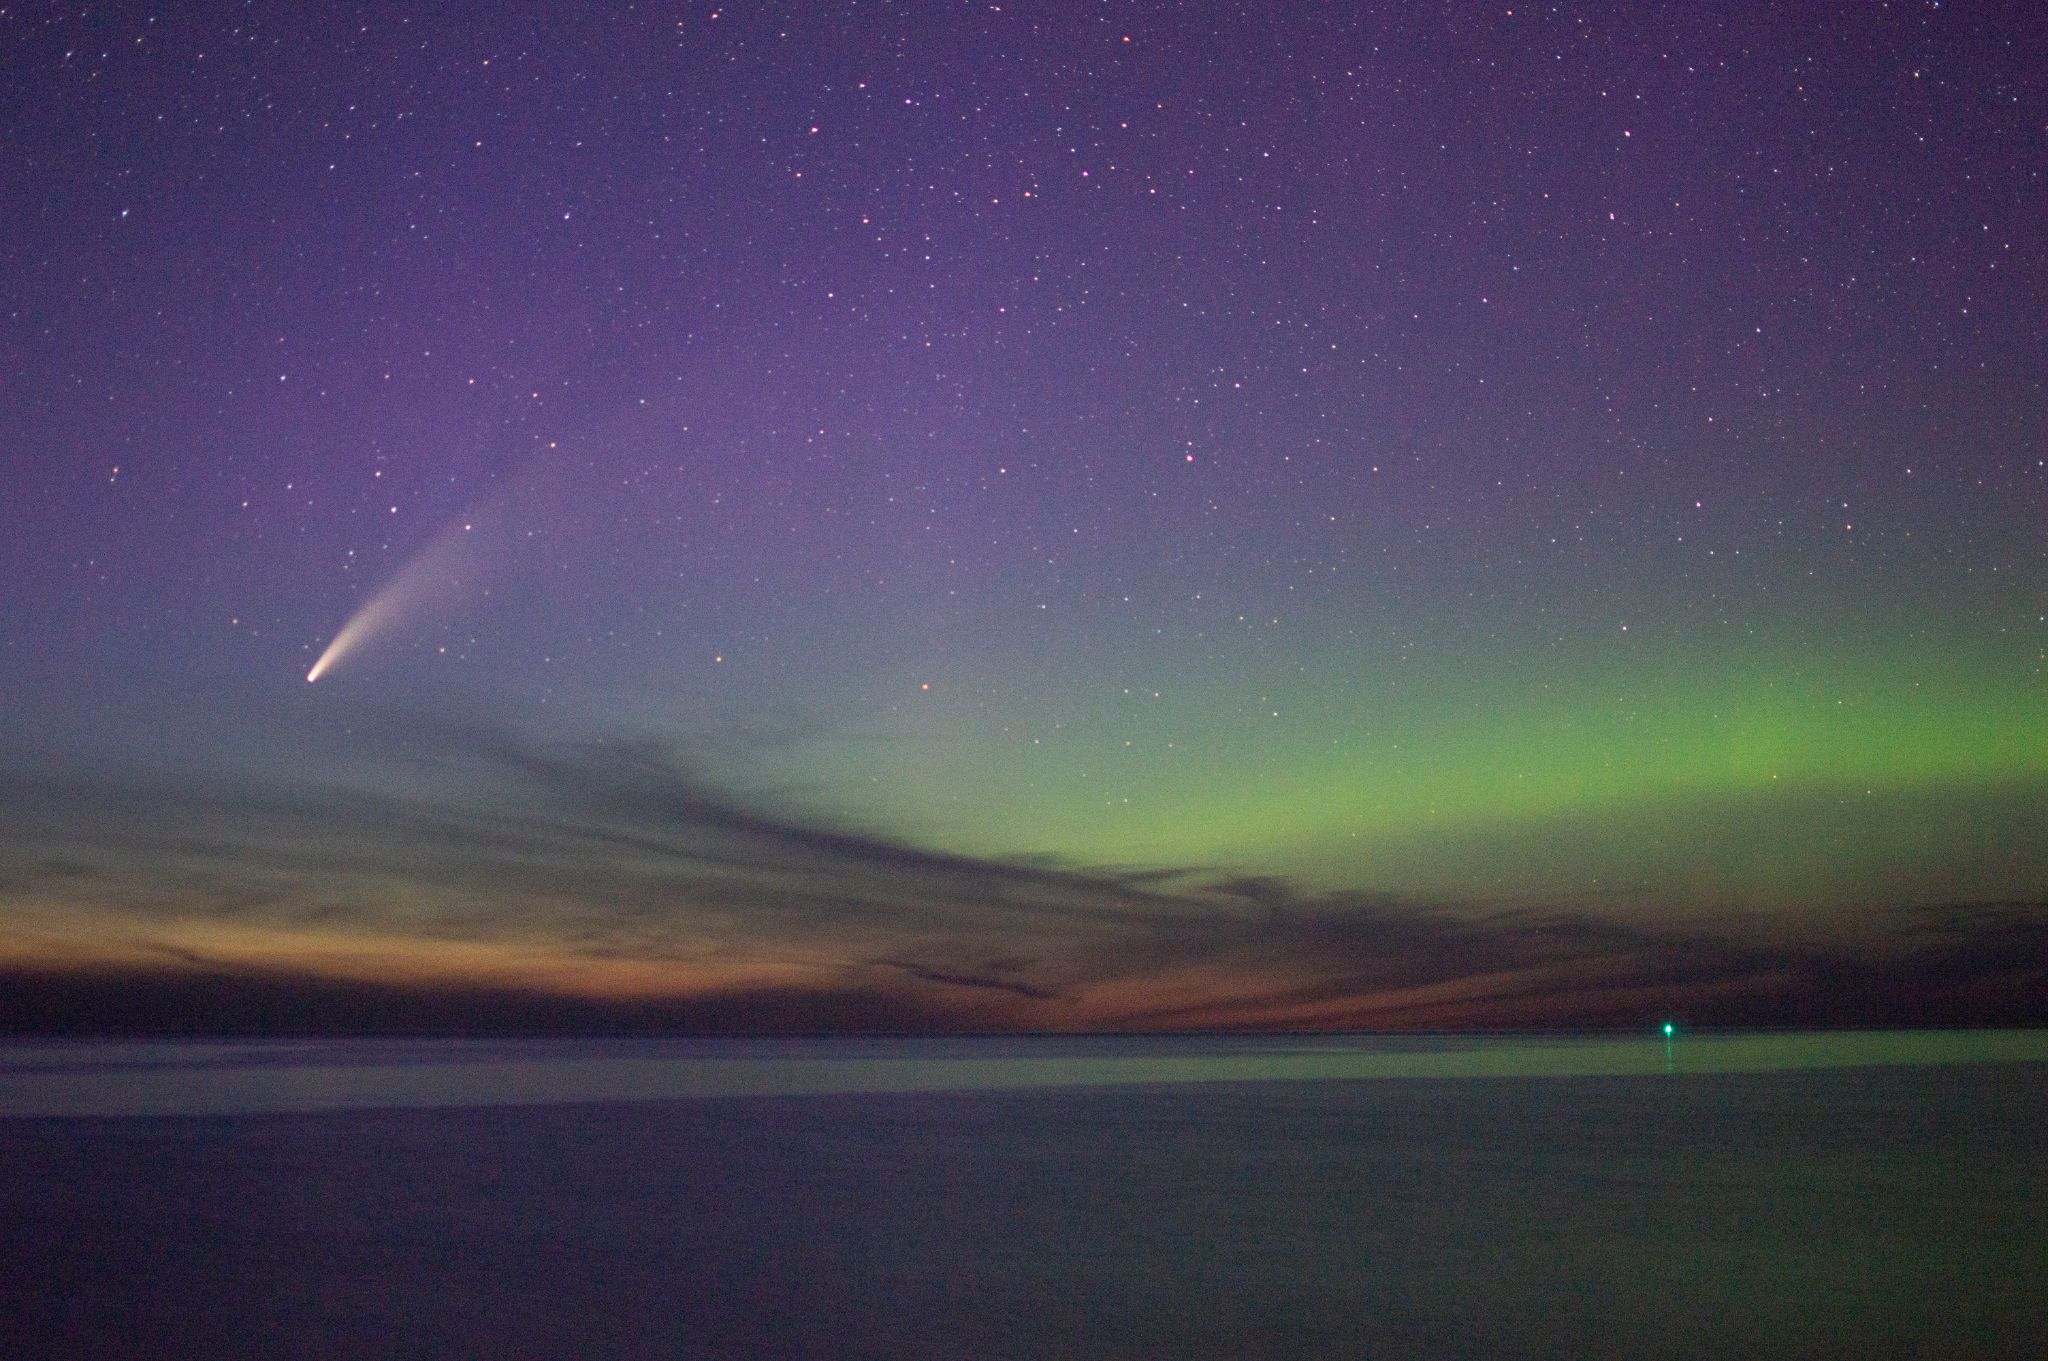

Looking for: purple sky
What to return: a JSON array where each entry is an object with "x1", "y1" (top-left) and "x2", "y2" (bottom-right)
[{"x1": 3, "y1": 2, "x2": 2044, "y2": 1031}]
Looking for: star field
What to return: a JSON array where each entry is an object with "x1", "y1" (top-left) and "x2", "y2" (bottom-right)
[{"x1": 3, "y1": 2, "x2": 2044, "y2": 1030}]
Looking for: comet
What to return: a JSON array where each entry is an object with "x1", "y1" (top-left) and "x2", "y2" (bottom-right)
[
  {"x1": 306, "y1": 512, "x2": 492, "y2": 683},
  {"x1": 307, "y1": 602, "x2": 391, "y2": 682}
]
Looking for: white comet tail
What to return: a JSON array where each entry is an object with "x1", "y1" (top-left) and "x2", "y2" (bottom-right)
[
  {"x1": 304, "y1": 512, "x2": 493, "y2": 684},
  {"x1": 306, "y1": 605, "x2": 389, "y2": 682}
]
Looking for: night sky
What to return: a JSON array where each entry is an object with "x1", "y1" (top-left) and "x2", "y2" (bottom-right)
[{"x1": 4, "y1": 2, "x2": 2044, "y2": 1032}]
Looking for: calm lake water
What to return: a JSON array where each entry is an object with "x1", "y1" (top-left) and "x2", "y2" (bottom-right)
[{"x1": 3, "y1": 1033, "x2": 2043, "y2": 1359}]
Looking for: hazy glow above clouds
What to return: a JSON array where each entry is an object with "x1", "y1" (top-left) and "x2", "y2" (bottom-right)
[{"x1": 2, "y1": 3, "x2": 2043, "y2": 1030}]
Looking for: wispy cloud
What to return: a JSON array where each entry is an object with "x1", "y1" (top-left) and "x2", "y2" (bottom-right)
[{"x1": 2, "y1": 721, "x2": 2042, "y2": 1033}]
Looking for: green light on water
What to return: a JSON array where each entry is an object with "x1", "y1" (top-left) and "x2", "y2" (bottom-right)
[{"x1": 1662, "y1": 1022, "x2": 1675, "y2": 1037}]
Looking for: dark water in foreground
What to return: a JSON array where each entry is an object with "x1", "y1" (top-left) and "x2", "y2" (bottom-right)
[{"x1": 2, "y1": 1034, "x2": 2043, "y2": 1359}]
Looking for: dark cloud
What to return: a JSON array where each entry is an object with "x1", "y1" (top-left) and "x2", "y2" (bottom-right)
[
  {"x1": 1, "y1": 723, "x2": 2043, "y2": 1033},
  {"x1": 0, "y1": 964, "x2": 1021, "y2": 1038}
]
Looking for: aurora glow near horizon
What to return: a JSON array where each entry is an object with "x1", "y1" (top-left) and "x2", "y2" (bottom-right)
[{"x1": 3, "y1": 3, "x2": 2044, "y2": 1033}]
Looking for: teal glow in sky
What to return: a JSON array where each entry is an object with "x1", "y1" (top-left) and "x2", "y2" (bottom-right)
[{"x1": 2, "y1": 2, "x2": 2043, "y2": 1031}]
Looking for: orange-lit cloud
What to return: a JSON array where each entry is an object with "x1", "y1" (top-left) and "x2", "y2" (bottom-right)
[{"x1": 2, "y1": 725, "x2": 2043, "y2": 1034}]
